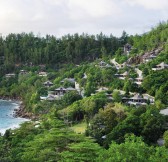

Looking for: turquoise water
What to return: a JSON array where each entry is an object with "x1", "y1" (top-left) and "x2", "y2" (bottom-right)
[{"x1": 0, "y1": 100, "x2": 29, "y2": 134}]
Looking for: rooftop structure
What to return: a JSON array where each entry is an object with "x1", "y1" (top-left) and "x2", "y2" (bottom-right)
[
  {"x1": 124, "y1": 43, "x2": 132, "y2": 55},
  {"x1": 122, "y1": 93, "x2": 154, "y2": 106},
  {"x1": 134, "y1": 77, "x2": 143, "y2": 85},
  {"x1": 142, "y1": 94, "x2": 155, "y2": 103},
  {"x1": 38, "y1": 71, "x2": 47, "y2": 77},
  {"x1": 5, "y1": 73, "x2": 15, "y2": 78},
  {"x1": 43, "y1": 81, "x2": 53, "y2": 87},
  {"x1": 143, "y1": 54, "x2": 157, "y2": 63},
  {"x1": 96, "y1": 61, "x2": 112, "y2": 68},
  {"x1": 160, "y1": 108, "x2": 168, "y2": 116},
  {"x1": 19, "y1": 70, "x2": 28, "y2": 75},
  {"x1": 152, "y1": 62, "x2": 168, "y2": 71},
  {"x1": 110, "y1": 58, "x2": 123, "y2": 70},
  {"x1": 61, "y1": 78, "x2": 75, "y2": 84},
  {"x1": 96, "y1": 87, "x2": 109, "y2": 93},
  {"x1": 115, "y1": 71, "x2": 129, "y2": 80},
  {"x1": 83, "y1": 73, "x2": 87, "y2": 79}
]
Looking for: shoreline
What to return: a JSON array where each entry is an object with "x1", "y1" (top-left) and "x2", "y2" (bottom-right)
[
  {"x1": 0, "y1": 98, "x2": 29, "y2": 135},
  {"x1": 0, "y1": 96, "x2": 38, "y2": 120}
]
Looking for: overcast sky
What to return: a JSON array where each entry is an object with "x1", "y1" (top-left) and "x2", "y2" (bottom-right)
[{"x1": 0, "y1": 0, "x2": 168, "y2": 37}]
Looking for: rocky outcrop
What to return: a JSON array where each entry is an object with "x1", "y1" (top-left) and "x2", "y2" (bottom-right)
[
  {"x1": 0, "y1": 96, "x2": 38, "y2": 120},
  {"x1": 127, "y1": 46, "x2": 163, "y2": 65},
  {"x1": 127, "y1": 56, "x2": 143, "y2": 65},
  {"x1": 0, "y1": 96, "x2": 21, "y2": 101},
  {"x1": 142, "y1": 47, "x2": 163, "y2": 59},
  {"x1": 14, "y1": 103, "x2": 38, "y2": 120}
]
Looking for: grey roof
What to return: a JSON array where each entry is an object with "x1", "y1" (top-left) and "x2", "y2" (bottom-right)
[
  {"x1": 156, "y1": 62, "x2": 168, "y2": 67},
  {"x1": 44, "y1": 81, "x2": 53, "y2": 85},
  {"x1": 160, "y1": 108, "x2": 168, "y2": 116},
  {"x1": 96, "y1": 87, "x2": 109, "y2": 92},
  {"x1": 122, "y1": 71, "x2": 128, "y2": 76},
  {"x1": 131, "y1": 94, "x2": 143, "y2": 100},
  {"x1": 47, "y1": 96, "x2": 55, "y2": 101},
  {"x1": 55, "y1": 87, "x2": 67, "y2": 91},
  {"x1": 61, "y1": 78, "x2": 75, "y2": 83},
  {"x1": 66, "y1": 87, "x2": 76, "y2": 91}
]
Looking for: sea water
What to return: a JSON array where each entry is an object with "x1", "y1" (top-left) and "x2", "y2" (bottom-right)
[{"x1": 0, "y1": 100, "x2": 29, "y2": 135}]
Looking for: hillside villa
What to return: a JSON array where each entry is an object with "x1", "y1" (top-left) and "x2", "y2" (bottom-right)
[
  {"x1": 152, "y1": 62, "x2": 168, "y2": 71},
  {"x1": 43, "y1": 81, "x2": 54, "y2": 87}
]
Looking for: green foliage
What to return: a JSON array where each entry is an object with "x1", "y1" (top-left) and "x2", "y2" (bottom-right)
[
  {"x1": 59, "y1": 140, "x2": 102, "y2": 162},
  {"x1": 105, "y1": 107, "x2": 166, "y2": 145},
  {"x1": 87, "y1": 103, "x2": 126, "y2": 145},
  {"x1": 62, "y1": 91, "x2": 82, "y2": 106},
  {"x1": 59, "y1": 93, "x2": 107, "y2": 122},
  {"x1": 163, "y1": 131, "x2": 168, "y2": 148},
  {"x1": 0, "y1": 32, "x2": 124, "y2": 76},
  {"x1": 97, "y1": 135, "x2": 168, "y2": 162},
  {"x1": 142, "y1": 70, "x2": 168, "y2": 98},
  {"x1": 112, "y1": 91, "x2": 122, "y2": 102},
  {"x1": 1, "y1": 22, "x2": 168, "y2": 162}
]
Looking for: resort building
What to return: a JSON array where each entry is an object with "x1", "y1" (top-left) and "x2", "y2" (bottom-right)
[
  {"x1": 40, "y1": 86, "x2": 78, "y2": 101},
  {"x1": 143, "y1": 54, "x2": 157, "y2": 63},
  {"x1": 96, "y1": 87, "x2": 109, "y2": 93},
  {"x1": 115, "y1": 71, "x2": 129, "y2": 80},
  {"x1": 124, "y1": 43, "x2": 132, "y2": 55},
  {"x1": 60, "y1": 78, "x2": 75, "y2": 84},
  {"x1": 134, "y1": 77, "x2": 143, "y2": 85},
  {"x1": 122, "y1": 93, "x2": 154, "y2": 106},
  {"x1": 19, "y1": 70, "x2": 28, "y2": 75},
  {"x1": 5, "y1": 73, "x2": 16, "y2": 78},
  {"x1": 83, "y1": 73, "x2": 88, "y2": 79},
  {"x1": 99, "y1": 61, "x2": 112, "y2": 68},
  {"x1": 43, "y1": 81, "x2": 54, "y2": 87},
  {"x1": 152, "y1": 62, "x2": 168, "y2": 71},
  {"x1": 38, "y1": 71, "x2": 47, "y2": 77}
]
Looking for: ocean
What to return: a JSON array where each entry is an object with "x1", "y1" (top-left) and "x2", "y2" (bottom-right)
[{"x1": 0, "y1": 100, "x2": 29, "y2": 135}]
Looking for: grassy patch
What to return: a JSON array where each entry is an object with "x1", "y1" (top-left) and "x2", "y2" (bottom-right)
[{"x1": 71, "y1": 122, "x2": 87, "y2": 134}]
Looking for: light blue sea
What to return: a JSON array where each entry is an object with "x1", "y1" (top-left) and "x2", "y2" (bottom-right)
[{"x1": 0, "y1": 100, "x2": 29, "y2": 135}]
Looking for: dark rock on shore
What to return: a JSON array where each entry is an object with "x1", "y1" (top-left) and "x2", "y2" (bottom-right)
[
  {"x1": 0, "y1": 96, "x2": 38, "y2": 120},
  {"x1": 14, "y1": 103, "x2": 38, "y2": 120}
]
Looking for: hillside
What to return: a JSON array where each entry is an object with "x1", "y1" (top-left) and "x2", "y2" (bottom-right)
[{"x1": 0, "y1": 22, "x2": 168, "y2": 161}]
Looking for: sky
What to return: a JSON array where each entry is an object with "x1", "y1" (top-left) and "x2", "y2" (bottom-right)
[{"x1": 0, "y1": 0, "x2": 168, "y2": 37}]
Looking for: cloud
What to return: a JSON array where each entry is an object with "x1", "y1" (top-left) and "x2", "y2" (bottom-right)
[
  {"x1": 125, "y1": 0, "x2": 168, "y2": 10},
  {"x1": 0, "y1": 0, "x2": 167, "y2": 37},
  {"x1": 68, "y1": 0, "x2": 121, "y2": 19}
]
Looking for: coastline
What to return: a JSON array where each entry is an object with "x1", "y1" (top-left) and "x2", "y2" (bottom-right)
[
  {"x1": 0, "y1": 96, "x2": 37, "y2": 120},
  {"x1": 0, "y1": 98, "x2": 30, "y2": 135}
]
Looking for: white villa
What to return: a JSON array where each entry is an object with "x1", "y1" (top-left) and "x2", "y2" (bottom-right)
[
  {"x1": 160, "y1": 108, "x2": 168, "y2": 116},
  {"x1": 19, "y1": 70, "x2": 28, "y2": 75},
  {"x1": 40, "y1": 87, "x2": 79, "y2": 101},
  {"x1": 38, "y1": 71, "x2": 47, "y2": 77},
  {"x1": 134, "y1": 68, "x2": 143, "y2": 85},
  {"x1": 60, "y1": 78, "x2": 75, "y2": 84},
  {"x1": 43, "y1": 81, "x2": 53, "y2": 87},
  {"x1": 83, "y1": 73, "x2": 88, "y2": 79},
  {"x1": 5, "y1": 73, "x2": 16, "y2": 78},
  {"x1": 105, "y1": 93, "x2": 113, "y2": 100},
  {"x1": 110, "y1": 58, "x2": 124, "y2": 70},
  {"x1": 115, "y1": 71, "x2": 129, "y2": 80},
  {"x1": 143, "y1": 54, "x2": 157, "y2": 63},
  {"x1": 96, "y1": 87, "x2": 109, "y2": 93},
  {"x1": 122, "y1": 93, "x2": 154, "y2": 106},
  {"x1": 142, "y1": 94, "x2": 155, "y2": 103},
  {"x1": 134, "y1": 77, "x2": 143, "y2": 85},
  {"x1": 152, "y1": 62, "x2": 168, "y2": 71},
  {"x1": 124, "y1": 43, "x2": 132, "y2": 55},
  {"x1": 96, "y1": 61, "x2": 112, "y2": 68}
]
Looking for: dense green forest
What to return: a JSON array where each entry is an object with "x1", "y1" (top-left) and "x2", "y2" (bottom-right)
[
  {"x1": 0, "y1": 31, "x2": 128, "y2": 76},
  {"x1": 0, "y1": 22, "x2": 168, "y2": 161}
]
